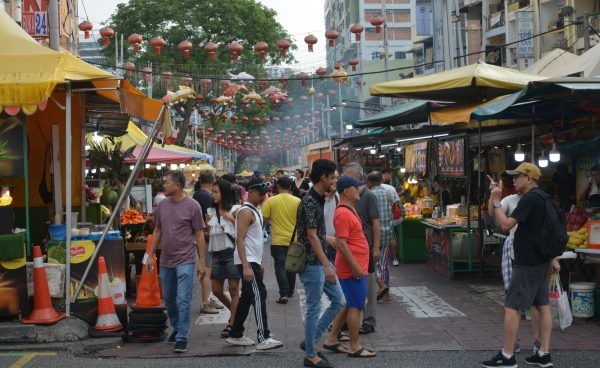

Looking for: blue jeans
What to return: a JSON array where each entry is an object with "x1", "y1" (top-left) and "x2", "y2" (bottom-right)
[
  {"x1": 271, "y1": 245, "x2": 296, "y2": 297},
  {"x1": 299, "y1": 263, "x2": 343, "y2": 358},
  {"x1": 160, "y1": 263, "x2": 195, "y2": 343}
]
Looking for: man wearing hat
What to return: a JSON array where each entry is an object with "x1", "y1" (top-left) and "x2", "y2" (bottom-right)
[
  {"x1": 226, "y1": 177, "x2": 283, "y2": 350},
  {"x1": 483, "y1": 162, "x2": 560, "y2": 368}
]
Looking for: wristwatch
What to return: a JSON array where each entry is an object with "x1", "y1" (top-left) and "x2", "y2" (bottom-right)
[{"x1": 493, "y1": 202, "x2": 502, "y2": 209}]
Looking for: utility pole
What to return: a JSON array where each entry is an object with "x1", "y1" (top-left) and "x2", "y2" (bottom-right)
[
  {"x1": 584, "y1": 12, "x2": 590, "y2": 51},
  {"x1": 382, "y1": 0, "x2": 390, "y2": 81},
  {"x1": 48, "y1": 0, "x2": 59, "y2": 50}
]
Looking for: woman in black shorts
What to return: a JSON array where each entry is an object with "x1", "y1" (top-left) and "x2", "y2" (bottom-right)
[{"x1": 207, "y1": 179, "x2": 241, "y2": 338}]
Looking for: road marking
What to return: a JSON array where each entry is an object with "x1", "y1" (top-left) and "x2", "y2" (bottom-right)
[
  {"x1": 194, "y1": 293, "x2": 231, "y2": 325},
  {"x1": 469, "y1": 285, "x2": 505, "y2": 305},
  {"x1": 389, "y1": 286, "x2": 465, "y2": 318},
  {"x1": 297, "y1": 289, "x2": 336, "y2": 321},
  {"x1": 8, "y1": 352, "x2": 56, "y2": 368}
]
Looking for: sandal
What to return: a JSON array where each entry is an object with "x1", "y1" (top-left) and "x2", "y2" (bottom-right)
[
  {"x1": 376, "y1": 286, "x2": 389, "y2": 301},
  {"x1": 347, "y1": 347, "x2": 377, "y2": 358},
  {"x1": 323, "y1": 343, "x2": 348, "y2": 354},
  {"x1": 220, "y1": 324, "x2": 232, "y2": 338},
  {"x1": 276, "y1": 296, "x2": 288, "y2": 304}
]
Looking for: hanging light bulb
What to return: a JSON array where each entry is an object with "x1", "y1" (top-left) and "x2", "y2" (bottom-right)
[
  {"x1": 369, "y1": 148, "x2": 377, "y2": 155},
  {"x1": 549, "y1": 142, "x2": 560, "y2": 162},
  {"x1": 145, "y1": 163, "x2": 150, "y2": 169},
  {"x1": 400, "y1": 167, "x2": 406, "y2": 173},
  {"x1": 538, "y1": 151, "x2": 548, "y2": 168},
  {"x1": 514, "y1": 144, "x2": 525, "y2": 162},
  {"x1": 92, "y1": 131, "x2": 103, "y2": 143}
]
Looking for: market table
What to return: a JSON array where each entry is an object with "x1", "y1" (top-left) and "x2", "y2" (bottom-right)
[
  {"x1": 422, "y1": 219, "x2": 481, "y2": 279},
  {"x1": 395, "y1": 218, "x2": 426, "y2": 262}
]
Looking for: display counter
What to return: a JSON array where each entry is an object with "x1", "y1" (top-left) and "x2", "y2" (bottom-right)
[
  {"x1": 395, "y1": 218, "x2": 426, "y2": 262},
  {"x1": 422, "y1": 220, "x2": 481, "y2": 279}
]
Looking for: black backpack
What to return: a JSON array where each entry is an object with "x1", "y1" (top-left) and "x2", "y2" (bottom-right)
[{"x1": 531, "y1": 189, "x2": 568, "y2": 260}]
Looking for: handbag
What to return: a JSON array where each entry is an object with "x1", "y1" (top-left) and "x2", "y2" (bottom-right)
[
  {"x1": 285, "y1": 223, "x2": 305, "y2": 273},
  {"x1": 549, "y1": 273, "x2": 572, "y2": 330},
  {"x1": 386, "y1": 191, "x2": 403, "y2": 226}
]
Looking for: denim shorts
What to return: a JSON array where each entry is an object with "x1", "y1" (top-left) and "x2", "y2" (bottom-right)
[
  {"x1": 339, "y1": 277, "x2": 367, "y2": 309},
  {"x1": 210, "y1": 250, "x2": 240, "y2": 280}
]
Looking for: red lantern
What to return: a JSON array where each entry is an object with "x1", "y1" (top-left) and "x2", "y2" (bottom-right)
[
  {"x1": 350, "y1": 23, "x2": 365, "y2": 41},
  {"x1": 298, "y1": 72, "x2": 308, "y2": 86},
  {"x1": 200, "y1": 78, "x2": 212, "y2": 92},
  {"x1": 228, "y1": 42, "x2": 244, "y2": 61},
  {"x1": 253, "y1": 117, "x2": 261, "y2": 125},
  {"x1": 242, "y1": 116, "x2": 249, "y2": 124},
  {"x1": 231, "y1": 115, "x2": 238, "y2": 124},
  {"x1": 99, "y1": 27, "x2": 114, "y2": 45},
  {"x1": 325, "y1": 30, "x2": 339, "y2": 47},
  {"x1": 299, "y1": 95, "x2": 308, "y2": 104},
  {"x1": 150, "y1": 37, "x2": 165, "y2": 55},
  {"x1": 78, "y1": 20, "x2": 93, "y2": 39},
  {"x1": 123, "y1": 62, "x2": 135, "y2": 77},
  {"x1": 161, "y1": 71, "x2": 173, "y2": 86},
  {"x1": 316, "y1": 67, "x2": 327, "y2": 80},
  {"x1": 204, "y1": 42, "x2": 218, "y2": 61},
  {"x1": 348, "y1": 57, "x2": 359, "y2": 71},
  {"x1": 254, "y1": 42, "x2": 269, "y2": 60},
  {"x1": 178, "y1": 40, "x2": 193, "y2": 60},
  {"x1": 141, "y1": 66, "x2": 152, "y2": 82},
  {"x1": 263, "y1": 117, "x2": 271, "y2": 124},
  {"x1": 370, "y1": 15, "x2": 384, "y2": 33},
  {"x1": 127, "y1": 33, "x2": 143, "y2": 53},
  {"x1": 276, "y1": 39, "x2": 290, "y2": 56},
  {"x1": 304, "y1": 34, "x2": 317, "y2": 52}
]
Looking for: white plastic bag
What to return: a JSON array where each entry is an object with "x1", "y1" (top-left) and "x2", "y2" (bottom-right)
[{"x1": 549, "y1": 273, "x2": 572, "y2": 330}]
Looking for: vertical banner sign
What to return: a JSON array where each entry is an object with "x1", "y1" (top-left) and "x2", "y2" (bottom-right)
[
  {"x1": 516, "y1": 11, "x2": 534, "y2": 69},
  {"x1": 22, "y1": 0, "x2": 49, "y2": 37},
  {"x1": 416, "y1": 6, "x2": 432, "y2": 36}
]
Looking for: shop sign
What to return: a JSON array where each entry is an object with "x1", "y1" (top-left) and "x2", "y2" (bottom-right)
[{"x1": 21, "y1": 0, "x2": 59, "y2": 37}]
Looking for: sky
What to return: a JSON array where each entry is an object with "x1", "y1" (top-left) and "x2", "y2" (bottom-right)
[{"x1": 77, "y1": 0, "x2": 326, "y2": 72}]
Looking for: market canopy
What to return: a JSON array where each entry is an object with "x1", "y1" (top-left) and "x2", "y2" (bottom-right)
[
  {"x1": 525, "y1": 48, "x2": 579, "y2": 77},
  {"x1": 558, "y1": 42, "x2": 600, "y2": 78},
  {"x1": 124, "y1": 146, "x2": 192, "y2": 164},
  {"x1": 369, "y1": 61, "x2": 546, "y2": 102},
  {"x1": 471, "y1": 78, "x2": 600, "y2": 121},
  {"x1": 0, "y1": 10, "x2": 114, "y2": 114}
]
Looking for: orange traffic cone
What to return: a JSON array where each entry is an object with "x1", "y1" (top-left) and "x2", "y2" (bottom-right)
[
  {"x1": 22, "y1": 245, "x2": 66, "y2": 325},
  {"x1": 135, "y1": 235, "x2": 162, "y2": 307},
  {"x1": 95, "y1": 256, "x2": 123, "y2": 331}
]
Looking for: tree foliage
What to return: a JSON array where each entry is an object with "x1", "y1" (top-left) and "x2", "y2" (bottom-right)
[{"x1": 103, "y1": 0, "x2": 297, "y2": 77}]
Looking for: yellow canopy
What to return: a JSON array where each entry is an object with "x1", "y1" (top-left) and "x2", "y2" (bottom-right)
[
  {"x1": 369, "y1": 61, "x2": 546, "y2": 102},
  {"x1": 0, "y1": 10, "x2": 114, "y2": 114},
  {"x1": 237, "y1": 169, "x2": 254, "y2": 177},
  {"x1": 525, "y1": 48, "x2": 579, "y2": 77}
]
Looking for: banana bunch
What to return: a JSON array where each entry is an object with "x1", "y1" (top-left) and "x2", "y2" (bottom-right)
[{"x1": 567, "y1": 226, "x2": 588, "y2": 249}]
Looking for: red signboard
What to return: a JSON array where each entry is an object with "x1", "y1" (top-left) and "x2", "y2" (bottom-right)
[{"x1": 22, "y1": 0, "x2": 52, "y2": 37}]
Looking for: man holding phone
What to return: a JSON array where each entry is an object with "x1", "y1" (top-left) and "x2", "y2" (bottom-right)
[{"x1": 578, "y1": 164, "x2": 600, "y2": 207}]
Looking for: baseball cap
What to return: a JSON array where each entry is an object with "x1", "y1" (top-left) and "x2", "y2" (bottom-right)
[
  {"x1": 337, "y1": 175, "x2": 365, "y2": 192},
  {"x1": 247, "y1": 177, "x2": 269, "y2": 194},
  {"x1": 506, "y1": 162, "x2": 541, "y2": 180}
]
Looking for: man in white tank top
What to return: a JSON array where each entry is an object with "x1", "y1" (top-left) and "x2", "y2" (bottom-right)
[{"x1": 225, "y1": 177, "x2": 283, "y2": 350}]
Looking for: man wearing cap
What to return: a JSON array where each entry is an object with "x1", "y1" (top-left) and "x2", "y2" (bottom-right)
[
  {"x1": 262, "y1": 176, "x2": 301, "y2": 303},
  {"x1": 483, "y1": 162, "x2": 560, "y2": 368},
  {"x1": 226, "y1": 177, "x2": 283, "y2": 350},
  {"x1": 330, "y1": 175, "x2": 376, "y2": 358}
]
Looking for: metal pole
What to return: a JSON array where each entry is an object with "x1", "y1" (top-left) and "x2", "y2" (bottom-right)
[
  {"x1": 65, "y1": 82, "x2": 72, "y2": 316},
  {"x1": 382, "y1": 0, "x2": 390, "y2": 81},
  {"x1": 338, "y1": 83, "x2": 343, "y2": 138},
  {"x1": 48, "y1": 0, "x2": 59, "y2": 51}
]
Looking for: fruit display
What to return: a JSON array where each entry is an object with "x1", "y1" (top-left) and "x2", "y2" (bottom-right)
[
  {"x1": 566, "y1": 207, "x2": 591, "y2": 232},
  {"x1": 100, "y1": 186, "x2": 119, "y2": 206},
  {"x1": 119, "y1": 209, "x2": 146, "y2": 225},
  {"x1": 567, "y1": 226, "x2": 588, "y2": 249}
]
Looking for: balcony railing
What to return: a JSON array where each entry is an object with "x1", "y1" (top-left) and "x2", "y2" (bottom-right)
[{"x1": 486, "y1": 11, "x2": 505, "y2": 31}]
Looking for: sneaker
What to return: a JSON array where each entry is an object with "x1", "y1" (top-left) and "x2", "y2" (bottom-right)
[
  {"x1": 173, "y1": 341, "x2": 187, "y2": 353},
  {"x1": 256, "y1": 337, "x2": 283, "y2": 350},
  {"x1": 393, "y1": 258, "x2": 400, "y2": 266},
  {"x1": 226, "y1": 336, "x2": 256, "y2": 346},
  {"x1": 200, "y1": 302, "x2": 219, "y2": 314},
  {"x1": 532, "y1": 341, "x2": 541, "y2": 355},
  {"x1": 525, "y1": 352, "x2": 553, "y2": 367},
  {"x1": 209, "y1": 297, "x2": 225, "y2": 309},
  {"x1": 514, "y1": 342, "x2": 521, "y2": 353},
  {"x1": 167, "y1": 331, "x2": 177, "y2": 344},
  {"x1": 481, "y1": 351, "x2": 517, "y2": 368}
]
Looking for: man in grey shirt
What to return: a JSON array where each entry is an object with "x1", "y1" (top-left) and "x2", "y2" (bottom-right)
[{"x1": 342, "y1": 163, "x2": 380, "y2": 334}]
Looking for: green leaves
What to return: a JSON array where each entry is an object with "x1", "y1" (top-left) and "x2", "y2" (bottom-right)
[{"x1": 87, "y1": 140, "x2": 136, "y2": 182}]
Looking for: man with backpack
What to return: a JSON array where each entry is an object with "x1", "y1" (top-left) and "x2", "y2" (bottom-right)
[{"x1": 482, "y1": 162, "x2": 561, "y2": 368}]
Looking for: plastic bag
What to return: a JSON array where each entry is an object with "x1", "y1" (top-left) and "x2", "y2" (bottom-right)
[{"x1": 549, "y1": 273, "x2": 572, "y2": 330}]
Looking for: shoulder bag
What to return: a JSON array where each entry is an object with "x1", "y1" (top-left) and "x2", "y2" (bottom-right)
[{"x1": 285, "y1": 222, "x2": 305, "y2": 273}]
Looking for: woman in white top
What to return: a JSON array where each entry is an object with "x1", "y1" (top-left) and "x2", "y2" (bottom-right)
[{"x1": 207, "y1": 179, "x2": 241, "y2": 338}]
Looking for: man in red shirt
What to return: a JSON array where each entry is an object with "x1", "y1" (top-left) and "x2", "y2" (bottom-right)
[{"x1": 332, "y1": 176, "x2": 376, "y2": 358}]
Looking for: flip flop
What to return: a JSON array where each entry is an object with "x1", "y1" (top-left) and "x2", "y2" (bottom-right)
[
  {"x1": 276, "y1": 297, "x2": 288, "y2": 304},
  {"x1": 323, "y1": 343, "x2": 348, "y2": 354},
  {"x1": 376, "y1": 286, "x2": 389, "y2": 301},
  {"x1": 347, "y1": 347, "x2": 377, "y2": 358}
]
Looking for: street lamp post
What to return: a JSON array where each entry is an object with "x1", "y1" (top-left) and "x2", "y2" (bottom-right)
[{"x1": 338, "y1": 83, "x2": 343, "y2": 138}]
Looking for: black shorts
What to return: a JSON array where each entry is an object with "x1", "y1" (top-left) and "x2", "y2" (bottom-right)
[
  {"x1": 210, "y1": 249, "x2": 240, "y2": 280},
  {"x1": 505, "y1": 263, "x2": 550, "y2": 311}
]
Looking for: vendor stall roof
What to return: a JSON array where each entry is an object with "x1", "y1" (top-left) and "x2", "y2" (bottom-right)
[
  {"x1": 369, "y1": 61, "x2": 546, "y2": 102},
  {"x1": 525, "y1": 48, "x2": 579, "y2": 77},
  {"x1": 471, "y1": 78, "x2": 600, "y2": 121}
]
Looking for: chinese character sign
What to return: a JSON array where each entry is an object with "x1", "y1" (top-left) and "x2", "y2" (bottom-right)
[{"x1": 517, "y1": 11, "x2": 534, "y2": 69}]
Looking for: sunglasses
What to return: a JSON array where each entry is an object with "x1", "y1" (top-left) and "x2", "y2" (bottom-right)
[{"x1": 249, "y1": 182, "x2": 270, "y2": 192}]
